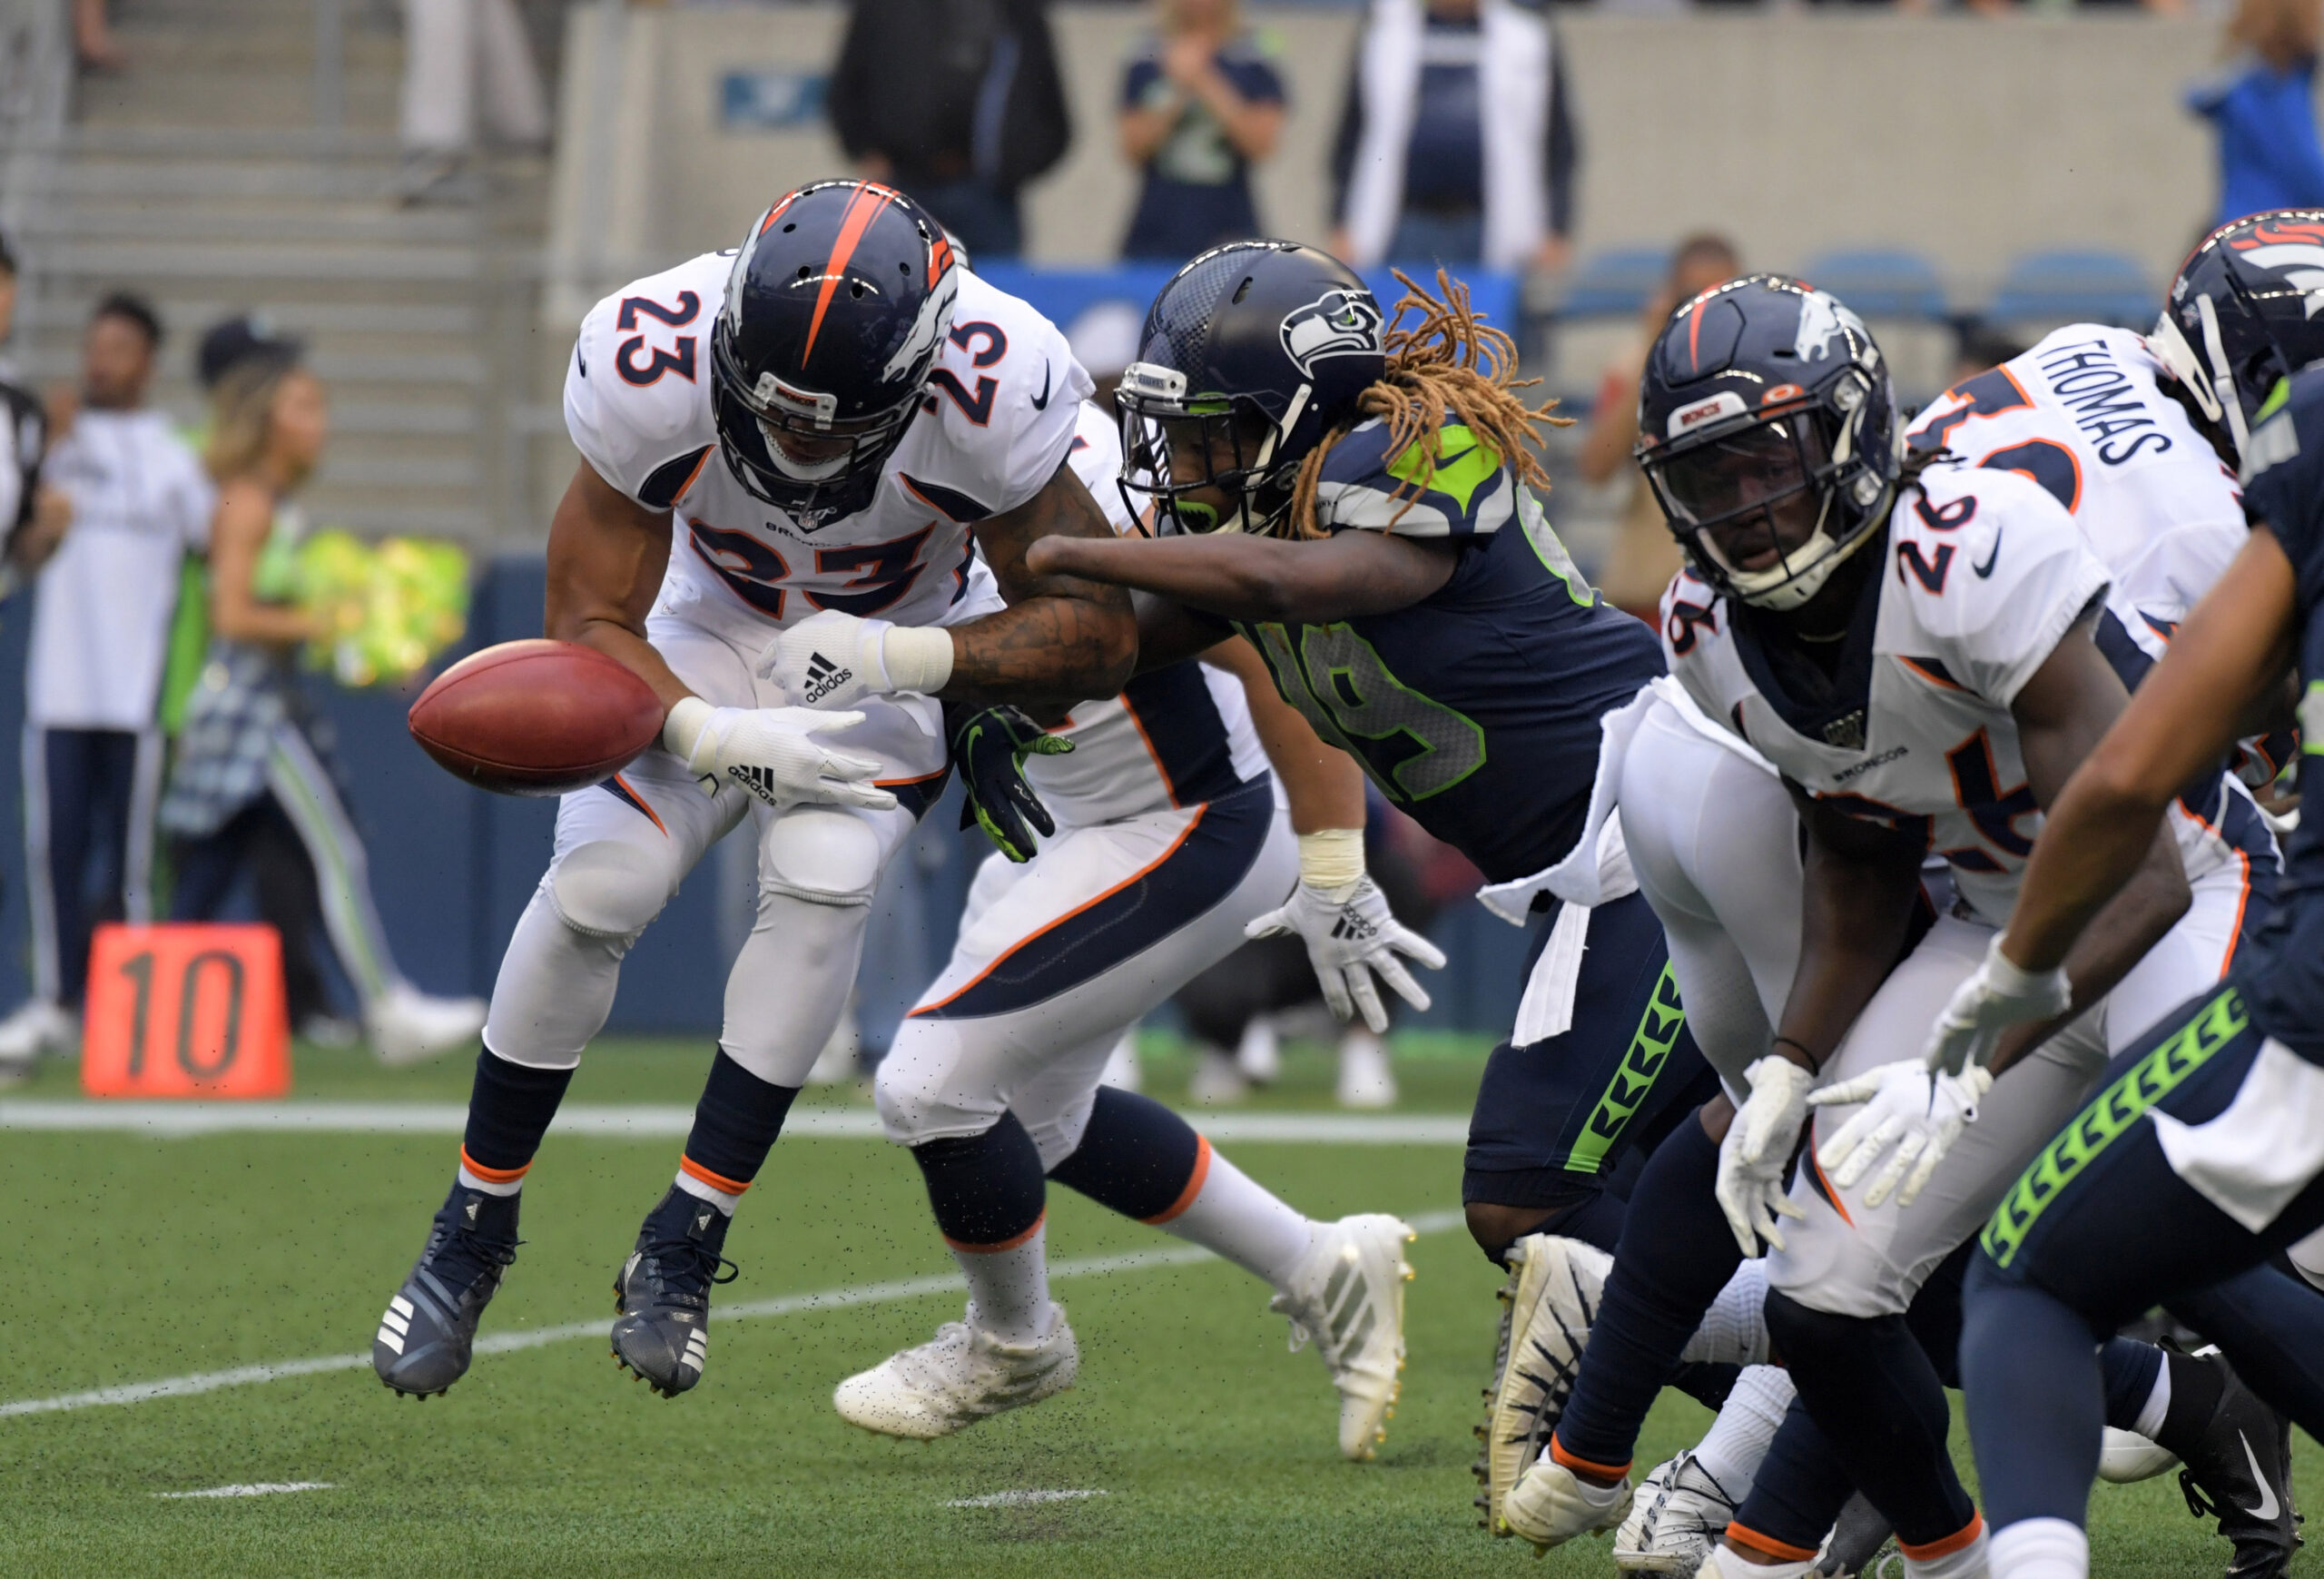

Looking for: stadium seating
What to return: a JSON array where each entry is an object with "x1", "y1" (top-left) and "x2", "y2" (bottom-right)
[
  {"x1": 1799, "y1": 249, "x2": 1951, "y2": 324},
  {"x1": 1985, "y1": 249, "x2": 2156, "y2": 331}
]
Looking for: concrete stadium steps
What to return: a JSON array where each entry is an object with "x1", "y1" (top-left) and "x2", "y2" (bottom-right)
[{"x1": 14, "y1": 0, "x2": 551, "y2": 548}]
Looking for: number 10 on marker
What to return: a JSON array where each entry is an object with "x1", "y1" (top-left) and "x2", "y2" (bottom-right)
[{"x1": 81, "y1": 923, "x2": 291, "y2": 1099}]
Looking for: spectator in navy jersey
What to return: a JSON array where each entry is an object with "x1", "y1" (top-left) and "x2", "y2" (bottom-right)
[
  {"x1": 1331, "y1": 0, "x2": 1575, "y2": 274},
  {"x1": 1118, "y1": 0, "x2": 1287, "y2": 261}
]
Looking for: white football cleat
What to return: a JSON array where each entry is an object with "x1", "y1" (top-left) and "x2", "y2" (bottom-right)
[
  {"x1": 1189, "y1": 1048, "x2": 1249, "y2": 1106},
  {"x1": 1504, "y1": 1455, "x2": 1634, "y2": 1550},
  {"x1": 1615, "y1": 1450, "x2": 1744, "y2": 1574},
  {"x1": 2097, "y1": 1425, "x2": 2181, "y2": 1484},
  {"x1": 1271, "y1": 1213, "x2": 1415, "y2": 1460},
  {"x1": 1335, "y1": 1028, "x2": 1398, "y2": 1109},
  {"x1": 0, "y1": 997, "x2": 74, "y2": 1078},
  {"x1": 366, "y1": 984, "x2": 487, "y2": 1067},
  {"x1": 832, "y1": 1306, "x2": 1078, "y2": 1440},
  {"x1": 1477, "y1": 1234, "x2": 1610, "y2": 1535}
]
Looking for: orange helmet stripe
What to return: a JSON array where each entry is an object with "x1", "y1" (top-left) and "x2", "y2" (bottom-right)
[{"x1": 800, "y1": 183, "x2": 895, "y2": 367}]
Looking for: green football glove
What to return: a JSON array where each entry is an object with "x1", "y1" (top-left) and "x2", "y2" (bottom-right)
[{"x1": 950, "y1": 704, "x2": 1074, "y2": 863}]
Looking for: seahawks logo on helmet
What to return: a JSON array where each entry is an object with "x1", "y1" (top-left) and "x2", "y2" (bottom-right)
[{"x1": 1280, "y1": 291, "x2": 1384, "y2": 377}]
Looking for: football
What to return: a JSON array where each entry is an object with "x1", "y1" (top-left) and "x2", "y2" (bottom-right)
[{"x1": 408, "y1": 638, "x2": 664, "y2": 796}]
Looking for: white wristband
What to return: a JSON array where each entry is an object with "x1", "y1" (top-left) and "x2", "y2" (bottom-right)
[
  {"x1": 1297, "y1": 827, "x2": 1366, "y2": 893},
  {"x1": 881, "y1": 625, "x2": 956, "y2": 696},
  {"x1": 663, "y1": 696, "x2": 714, "y2": 765}
]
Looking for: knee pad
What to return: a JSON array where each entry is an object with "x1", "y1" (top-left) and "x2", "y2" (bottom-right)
[
  {"x1": 548, "y1": 840, "x2": 676, "y2": 940},
  {"x1": 759, "y1": 806, "x2": 883, "y2": 908},
  {"x1": 873, "y1": 1021, "x2": 1000, "y2": 1147}
]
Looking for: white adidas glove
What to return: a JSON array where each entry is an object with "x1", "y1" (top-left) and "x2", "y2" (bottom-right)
[
  {"x1": 1717, "y1": 1055, "x2": 1814, "y2": 1258},
  {"x1": 1809, "y1": 1058, "x2": 1994, "y2": 1209},
  {"x1": 1922, "y1": 933, "x2": 2073, "y2": 1076},
  {"x1": 1246, "y1": 875, "x2": 1447, "y2": 1035},
  {"x1": 663, "y1": 696, "x2": 896, "y2": 811},
  {"x1": 755, "y1": 609, "x2": 955, "y2": 711}
]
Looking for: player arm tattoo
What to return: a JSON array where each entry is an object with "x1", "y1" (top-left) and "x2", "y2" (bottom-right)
[
  {"x1": 544, "y1": 459, "x2": 693, "y2": 713},
  {"x1": 1770, "y1": 783, "x2": 1927, "y2": 1075},
  {"x1": 1023, "y1": 526, "x2": 1458, "y2": 625},
  {"x1": 950, "y1": 460, "x2": 1137, "y2": 706}
]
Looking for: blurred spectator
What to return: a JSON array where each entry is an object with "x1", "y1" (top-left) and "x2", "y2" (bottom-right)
[
  {"x1": 1575, "y1": 234, "x2": 1739, "y2": 620},
  {"x1": 831, "y1": 0, "x2": 1072, "y2": 261},
  {"x1": 0, "y1": 294, "x2": 211, "y2": 1073},
  {"x1": 74, "y1": 0, "x2": 123, "y2": 74},
  {"x1": 162, "y1": 352, "x2": 487, "y2": 1063},
  {"x1": 1330, "y1": 0, "x2": 1576, "y2": 272},
  {"x1": 0, "y1": 237, "x2": 71, "y2": 604},
  {"x1": 397, "y1": 0, "x2": 551, "y2": 203},
  {"x1": 2190, "y1": 0, "x2": 2324, "y2": 226},
  {"x1": 1118, "y1": 0, "x2": 1286, "y2": 261},
  {"x1": 1949, "y1": 327, "x2": 2029, "y2": 390}
]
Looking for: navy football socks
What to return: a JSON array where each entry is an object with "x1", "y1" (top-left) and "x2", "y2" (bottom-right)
[{"x1": 1554, "y1": 1112, "x2": 1739, "y2": 1469}]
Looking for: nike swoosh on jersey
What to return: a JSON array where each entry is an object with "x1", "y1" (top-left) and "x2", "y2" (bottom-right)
[
  {"x1": 2240, "y1": 1432, "x2": 2282, "y2": 1521},
  {"x1": 1972, "y1": 529, "x2": 2004, "y2": 578},
  {"x1": 1031, "y1": 361, "x2": 1052, "y2": 411}
]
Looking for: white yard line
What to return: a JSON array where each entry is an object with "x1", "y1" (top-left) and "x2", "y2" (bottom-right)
[
  {"x1": 2, "y1": 1209, "x2": 1463, "y2": 1420},
  {"x1": 153, "y1": 1483, "x2": 334, "y2": 1499},
  {"x1": 0, "y1": 1101, "x2": 1469, "y2": 1145},
  {"x1": 943, "y1": 1489, "x2": 1108, "y2": 1508}
]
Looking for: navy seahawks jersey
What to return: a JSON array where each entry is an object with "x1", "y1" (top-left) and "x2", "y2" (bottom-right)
[
  {"x1": 1237, "y1": 419, "x2": 1665, "y2": 884},
  {"x1": 2230, "y1": 369, "x2": 2324, "y2": 1064}
]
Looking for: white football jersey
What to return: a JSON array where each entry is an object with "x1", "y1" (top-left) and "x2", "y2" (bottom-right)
[
  {"x1": 1016, "y1": 403, "x2": 1267, "y2": 826},
  {"x1": 1664, "y1": 463, "x2": 2111, "y2": 927},
  {"x1": 1908, "y1": 325, "x2": 2285, "y2": 792},
  {"x1": 563, "y1": 252, "x2": 1093, "y2": 650},
  {"x1": 1906, "y1": 324, "x2": 2244, "y2": 636}
]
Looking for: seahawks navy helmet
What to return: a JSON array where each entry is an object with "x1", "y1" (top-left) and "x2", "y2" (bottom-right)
[
  {"x1": 710, "y1": 181, "x2": 959, "y2": 521},
  {"x1": 1116, "y1": 241, "x2": 1386, "y2": 535},
  {"x1": 2153, "y1": 210, "x2": 2324, "y2": 460},
  {"x1": 1636, "y1": 274, "x2": 1901, "y2": 611}
]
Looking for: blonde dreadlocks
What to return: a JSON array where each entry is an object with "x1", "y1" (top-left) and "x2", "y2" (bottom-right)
[{"x1": 1285, "y1": 268, "x2": 1570, "y2": 539}]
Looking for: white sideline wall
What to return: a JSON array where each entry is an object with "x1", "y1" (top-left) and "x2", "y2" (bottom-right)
[{"x1": 546, "y1": 6, "x2": 2234, "y2": 331}]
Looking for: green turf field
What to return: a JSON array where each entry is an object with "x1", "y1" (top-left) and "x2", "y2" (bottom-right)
[{"x1": 1, "y1": 1036, "x2": 2309, "y2": 1576}]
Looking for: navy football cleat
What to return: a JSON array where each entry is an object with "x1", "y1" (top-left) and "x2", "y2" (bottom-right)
[
  {"x1": 610, "y1": 1187, "x2": 738, "y2": 1397},
  {"x1": 373, "y1": 1182, "x2": 519, "y2": 1397}
]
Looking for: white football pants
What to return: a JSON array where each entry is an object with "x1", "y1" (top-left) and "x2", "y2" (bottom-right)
[
  {"x1": 482, "y1": 612, "x2": 942, "y2": 1086},
  {"x1": 877, "y1": 781, "x2": 1297, "y2": 1166}
]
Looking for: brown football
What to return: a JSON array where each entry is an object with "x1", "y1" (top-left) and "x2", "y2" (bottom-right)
[{"x1": 409, "y1": 639, "x2": 664, "y2": 796}]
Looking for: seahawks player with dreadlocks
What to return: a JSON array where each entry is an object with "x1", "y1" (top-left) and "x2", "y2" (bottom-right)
[{"x1": 1005, "y1": 240, "x2": 1784, "y2": 1449}]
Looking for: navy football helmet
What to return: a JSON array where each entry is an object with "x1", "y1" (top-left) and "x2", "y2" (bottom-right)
[
  {"x1": 710, "y1": 181, "x2": 959, "y2": 520},
  {"x1": 1116, "y1": 241, "x2": 1386, "y2": 535},
  {"x1": 2154, "y1": 210, "x2": 2324, "y2": 460},
  {"x1": 1635, "y1": 274, "x2": 1902, "y2": 611}
]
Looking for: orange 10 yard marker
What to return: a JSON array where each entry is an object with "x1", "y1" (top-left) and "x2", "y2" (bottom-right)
[{"x1": 81, "y1": 923, "x2": 291, "y2": 1099}]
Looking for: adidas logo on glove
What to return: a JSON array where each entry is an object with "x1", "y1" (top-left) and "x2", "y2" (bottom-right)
[{"x1": 803, "y1": 651, "x2": 852, "y2": 706}]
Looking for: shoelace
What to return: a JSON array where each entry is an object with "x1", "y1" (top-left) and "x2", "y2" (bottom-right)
[
  {"x1": 426, "y1": 1223, "x2": 520, "y2": 1297},
  {"x1": 634, "y1": 1239, "x2": 739, "y2": 1308}
]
